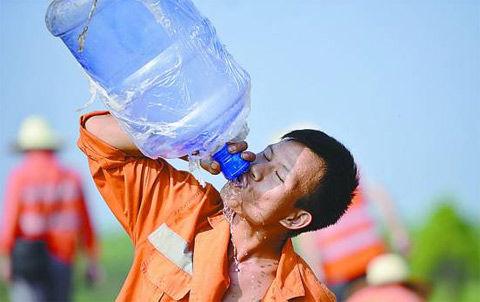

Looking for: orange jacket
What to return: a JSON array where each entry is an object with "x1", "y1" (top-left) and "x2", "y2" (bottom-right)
[
  {"x1": 314, "y1": 190, "x2": 385, "y2": 285},
  {"x1": 78, "y1": 111, "x2": 335, "y2": 302},
  {"x1": 0, "y1": 151, "x2": 98, "y2": 264}
]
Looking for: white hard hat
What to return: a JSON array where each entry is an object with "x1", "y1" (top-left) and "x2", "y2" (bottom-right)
[
  {"x1": 17, "y1": 116, "x2": 60, "y2": 151},
  {"x1": 366, "y1": 253, "x2": 409, "y2": 286}
]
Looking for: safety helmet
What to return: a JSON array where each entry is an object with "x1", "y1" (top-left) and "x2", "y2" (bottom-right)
[
  {"x1": 17, "y1": 116, "x2": 60, "y2": 151},
  {"x1": 366, "y1": 253, "x2": 409, "y2": 286}
]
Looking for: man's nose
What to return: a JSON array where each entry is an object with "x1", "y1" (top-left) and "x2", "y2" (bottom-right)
[
  {"x1": 249, "y1": 156, "x2": 270, "y2": 182},
  {"x1": 249, "y1": 163, "x2": 262, "y2": 181}
]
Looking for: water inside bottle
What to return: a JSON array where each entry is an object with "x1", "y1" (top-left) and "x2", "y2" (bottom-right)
[{"x1": 51, "y1": 0, "x2": 251, "y2": 160}]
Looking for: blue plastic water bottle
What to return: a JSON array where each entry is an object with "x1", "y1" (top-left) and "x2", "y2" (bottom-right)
[{"x1": 45, "y1": 0, "x2": 251, "y2": 180}]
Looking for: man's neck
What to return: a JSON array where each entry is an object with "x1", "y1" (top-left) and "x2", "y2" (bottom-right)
[
  {"x1": 229, "y1": 214, "x2": 286, "y2": 263},
  {"x1": 223, "y1": 214, "x2": 287, "y2": 301}
]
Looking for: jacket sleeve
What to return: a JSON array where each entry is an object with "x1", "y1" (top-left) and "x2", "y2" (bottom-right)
[
  {"x1": 74, "y1": 174, "x2": 99, "y2": 260},
  {"x1": 0, "y1": 169, "x2": 22, "y2": 256}
]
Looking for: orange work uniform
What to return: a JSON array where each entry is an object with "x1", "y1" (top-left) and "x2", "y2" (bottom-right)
[
  {"x1": 78, "y1": 111, "x2": 335, "y2": 302},
  {"x1": 0, "y1": 151, "x2": 98, "y2": 264}
]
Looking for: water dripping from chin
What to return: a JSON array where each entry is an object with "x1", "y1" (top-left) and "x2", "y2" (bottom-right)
[
  {"x1": 223, "y1": 204, "x2": 241, "y2": 272},
  {"x1": 220, "y1": 180, "x2": 244, "y2": 212},
  {"x1": 222, "y1": 204, "x2": 236, "y2": 225}
]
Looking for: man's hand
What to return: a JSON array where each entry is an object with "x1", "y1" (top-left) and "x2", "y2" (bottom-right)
[
  {"x1": 0, "y1": 256, "x2": 11, "y2": 284},
  {"x1": 184, "y1": 141, "x2": 256, "y2": 175},
  {"x1": 85, "y1": 260, "x2": 103, "y2": 288}
]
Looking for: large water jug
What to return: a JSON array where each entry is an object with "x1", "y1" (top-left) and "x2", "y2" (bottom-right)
[{"x1": 45, "y1": 0, "x2": 251, "y2": 179}]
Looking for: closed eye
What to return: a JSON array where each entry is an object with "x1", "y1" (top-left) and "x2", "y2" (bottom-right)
[
  {"x1": 275, "y1": 171, "x2": 284, "y2": 183},
  {"x1": 263, "y1": 152, "x2": 270, "y2": 161}
]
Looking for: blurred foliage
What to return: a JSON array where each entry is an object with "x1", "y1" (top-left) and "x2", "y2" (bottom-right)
[
  {"x1": 409, "y1": 198, "x2": 480, "y2": 301},
  {"x1": 73, "y1": 232, "x2": 133, "y2": 301}
]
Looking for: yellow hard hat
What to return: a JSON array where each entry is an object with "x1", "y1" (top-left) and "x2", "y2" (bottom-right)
[
  {"x1": 366, "y1": 253, "x2": 409, "y2": 286},
  {"x1": 17, "y1": 116, "x2": 61, "y2": 151}
]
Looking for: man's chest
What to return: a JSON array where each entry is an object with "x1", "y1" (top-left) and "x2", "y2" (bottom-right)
[{"x1": 222, "y1": 259, "x2": 277, "y2": 302}]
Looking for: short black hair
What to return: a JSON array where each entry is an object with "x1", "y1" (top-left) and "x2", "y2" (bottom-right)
[{"x1": 282, "y1": 129, "x2": 358, "y2": 237}]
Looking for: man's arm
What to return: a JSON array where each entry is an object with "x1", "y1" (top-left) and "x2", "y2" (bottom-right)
[
  {"x1": 84, "y1": 112, "x2": 255, "y2": 173},
  {"x1": 0, "y1": 170, "x2": 21, "y2": 283},
  {"x1": 75, "y1": 176, "x2": 101, "y2": 286},
  {"x1": 85, "y1": 114, "x2": 138, "y2": 153},
  {"x1": 78, "y1": 112, "x2": 254, "y2": 242}
]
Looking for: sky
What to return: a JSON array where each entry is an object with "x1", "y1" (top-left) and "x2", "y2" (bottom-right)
[{"x1": 0, "y1": 0, "x2": 478, "y2": 233}]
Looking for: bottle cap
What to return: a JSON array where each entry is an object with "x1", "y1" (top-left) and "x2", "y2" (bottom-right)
[{"x1": 212, "y1": 144, "x2": 250, "y2": 181}]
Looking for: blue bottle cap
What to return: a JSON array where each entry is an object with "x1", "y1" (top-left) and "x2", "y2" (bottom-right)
[{"x1": 212, "y1": 144, "x2": 250, "y2": 181}]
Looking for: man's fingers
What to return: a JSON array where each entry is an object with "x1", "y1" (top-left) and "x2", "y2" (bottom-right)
[
  {"x1": 227, "y1": 141, "x2": 248, "y2": 153},
  {"x1": 241, "y1": 151, "x2": 256, "y2": 162},
  {"x1": 210, "y1": 161, "x2": 221, "y2": 174},
  {"x1": 200, "y1": 159, "x2": 221, "y2": 175},
  {"x1": 196, "y1": 141, "x2": 251, "y2": 175}
]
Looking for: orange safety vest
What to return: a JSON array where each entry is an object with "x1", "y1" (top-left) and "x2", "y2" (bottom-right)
[
  {"x1": 315, "y1": 190, "x2": 385, "y2": 285},
  {"x1": 78, "y1": 111, "x2": 336, "y2": 302},
  {"x1": 0, "y1": 151, "x2": 98, "y2": 264}
]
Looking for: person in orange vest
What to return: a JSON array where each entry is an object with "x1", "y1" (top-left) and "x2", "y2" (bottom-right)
[
  {"x1": 77, "y1": 111, "x2": 359, "y2": 301},
  {"x1": 0, "y1": 116, "x2": 100, "y2": 302},
  {"x1": 346, "y1": 253, "x2": 429, "y2": 302},
  {"x1": 296, "y1": 183, "x2": 411, "y2": 301}
]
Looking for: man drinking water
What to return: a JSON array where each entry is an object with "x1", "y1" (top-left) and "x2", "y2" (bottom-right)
[{"x1": 78, "y1": 111, "x2": 358, "y2": 301}]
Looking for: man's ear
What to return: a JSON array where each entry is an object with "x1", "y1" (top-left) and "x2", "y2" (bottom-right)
[{"x1": 279, "y1": 210, "x2": 312, "y2": 231}]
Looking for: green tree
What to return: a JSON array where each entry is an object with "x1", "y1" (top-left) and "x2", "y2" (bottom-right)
[{"x1": 410, "y1": 198, "x2": 479, "y2": 300}]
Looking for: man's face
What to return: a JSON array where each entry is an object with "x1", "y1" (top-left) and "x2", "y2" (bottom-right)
[{"x1": 220, "y1": 140, "x2": 325, "y2": 229}]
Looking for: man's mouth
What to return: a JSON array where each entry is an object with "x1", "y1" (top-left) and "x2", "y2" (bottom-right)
[
  {"x1": 240, "y1": 173, "x2": 247, "y2": 188},
  {"x1": 231, "y1": 173, "x2": 247, "y2": 188}
]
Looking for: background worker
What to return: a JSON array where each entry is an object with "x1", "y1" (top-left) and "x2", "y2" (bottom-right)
[
  {"x1": 297, "y1": 183, "x2": 411, "y2": 301},
  {"x1": 0, "y1": 116, "x2": 100, "y2": 302},
  {"x1": 346, "y1": 253, "x2": 429, "y2": 302}
]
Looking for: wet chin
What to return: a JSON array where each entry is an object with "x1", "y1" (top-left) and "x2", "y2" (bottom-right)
[{"x1": 220, "y1": 182, "x2": 242, "y2": 211}]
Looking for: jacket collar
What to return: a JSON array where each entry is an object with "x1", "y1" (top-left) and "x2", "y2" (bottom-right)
[{"x1": 273, "y1": 239, "x2": 306, "y2": 300}]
